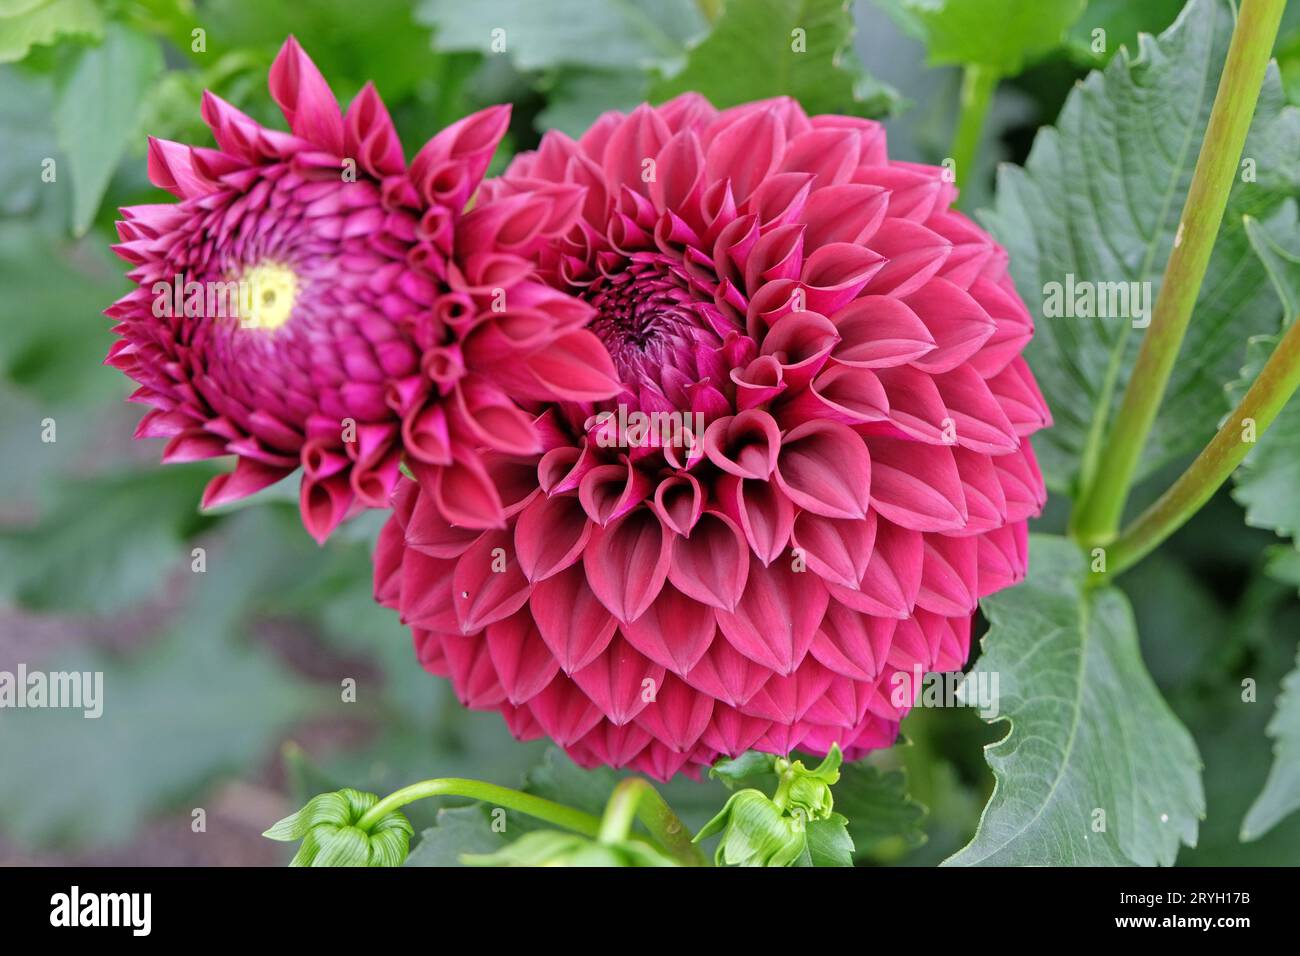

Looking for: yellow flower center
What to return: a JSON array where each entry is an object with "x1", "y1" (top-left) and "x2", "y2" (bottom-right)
[{"x1": 236, "y1": 261, "x2": 299, "y2": 331}]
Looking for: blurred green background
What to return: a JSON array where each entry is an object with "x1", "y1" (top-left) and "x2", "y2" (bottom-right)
[{"x1": 1, "y1": 0, "x2": 1299, "y2": 865}]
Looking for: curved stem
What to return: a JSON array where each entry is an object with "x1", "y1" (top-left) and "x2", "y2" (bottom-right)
[
  {"x1": 1097, "y1": 311, "x2": 1300, "y2": 582},
  {"x1": 1072, "y1": 0, "x2": 1287, "y2": 545},
  {"x1": 355, "y1": 779, "x2": 601, "y2": 837},
  {"x1": 950, "y1": 64, "x2": 998, "y2": 203},
  {"x1": 599, "y1": 778, "x2": 708, "y2": 866}
]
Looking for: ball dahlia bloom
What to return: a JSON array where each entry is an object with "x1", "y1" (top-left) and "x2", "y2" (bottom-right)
[
  {"x1": 374, "y1": 96, "x2": 1050, "y2": 779},
  {"x1": 105, "y1": 37, "x2": 617, "y2": 542}
]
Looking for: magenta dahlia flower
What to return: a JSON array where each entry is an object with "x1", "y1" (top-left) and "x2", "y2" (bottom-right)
[
  {"x1": 374, "y1": 96, "x2": 1050, "y2": 779},
  {"x1": 105, "y1": 37, "x2": 617, "y2": 542}
]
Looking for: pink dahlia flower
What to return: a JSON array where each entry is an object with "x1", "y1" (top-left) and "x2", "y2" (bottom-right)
[
  {"x1": 374, "y1": 96, "x2": 1050, "y2": 779},
  {"x1": 105, "y1": 37, "x2": 617, "y2": 542}
]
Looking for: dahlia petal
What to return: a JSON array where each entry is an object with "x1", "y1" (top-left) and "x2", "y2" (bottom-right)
[
  {"x1": 427, "y1": 455, "x2": 506, "y2": 530},
  {"x1": 582, "y1": 508, "x2": 672, "y2": 623},
  {"x1": 739, "y1": 658, "x2": 834, "y2": 723},
  {"x1": 530, "y1": 564, "x2": 618, "y2": 673},
  {"x1": 867, "y1": 437, "x2": 967, "y2": 532},
  {"x1": 451, "y1": 529, "x2": 531, "y2": 632},
  {"x1": 759, "y1": 310, "x2": 839, "y2": 390},
  {"x1": 800, "y1": 183, "x2": 889, "y2": 248},
  {"x1": 200, "y1": 458, "x2": 292, "y2": 510},
  {"x1": 715, "y1": 554, "x2": 828, "y2": 675},
  {"x1": 683, "y1": 637, "x2": 773, "y2": 708},
  {"x1": 715, "y1": 473, "x2": 795, "y2": 566},
  {"x1": 705, "y1": 105, "x2": 784, "y2": 203},
  {"x1": 578, "y1": 460, "x2": 652, "y2": 526},
  {"x1": 268, "y1": 36, "x2": 345, "y2": 155},
  {"x1": 699, "y1": 704, "x2": 771, "y2": 756},
  {"x1": 798, "y1": 242, "x2": 885, "y2": 314},
  {"x1": 791, "y1": 509, "x2": 877, "y2": 590},
  {"x1": 976, "y1": 521, "x2": 1029, "y2": 597},
  {"x1": 933, "y1": 363, "x2": 1019, "y2": 454},
  {"x1": 514, "y1": 491, "x2": 592, "y2": 581},
  {"x1": 987, "y1": 356, "x2": 1052, "y2": 435},
  {"x1": 620, "y1": 583, "x2": 717, "y2": 676},
  {"x1": 571, "y1": 635, "x2": 664, "y2": 725},
  {"x1": 916, "y1": 533, "x2": 979, "y2": 616},
  {"x1": 667, "y1": 510, "x2": 750, "y2": 611},
  {"x1": 398, "y1": 551, "x2": 459, "y2": 632},
  {"x1": 702, "y1": 409, "x2": 782, "y2": 480},
  {"x1": 602, "y1": 104, "x2": 671, "y2": 197},
  {"x1": 811, "y1": 600, "x2": 894, "y2": 681},
  {"x1": 485, "y1": 609, "x2": 562, "y2": 705},
  {"x1": 527, "y1": 675, "x2": 604, "y2": 746},
  {"x1": 775, "y1": 420, "x2": 870, "y2": 519},
  {"x1": 952, "y1": 446, "x2": 1008, "y2": 536},
  {"x1": 442, "y1": 631, "x2": 508, "y2": 708},
  {"x1": 776, "y1": 363, "x2": 889, "y2": 427},
  {"x1": 861, "y1": 218, "x2": 952, "y2": 296},
  {"x1": 904, "y1": 277, "x2": 996, "y2": 374},
  {"x1": 650, "y1": 473, "x2": 703, "y2": 536},
  {"x1": 633, "y1": 674, "x2": 713, "y2": 752},
  {"x1": 827, "y1": 518, "x2": 923, "y2": 619}
]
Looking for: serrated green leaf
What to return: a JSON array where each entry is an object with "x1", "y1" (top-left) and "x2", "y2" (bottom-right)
[
  {"x1": 874, "y1": 0, "x2": 1084, "y2": 74},
  {"x1": 944, "y1": 535, "x2": 1203, "y2": 866},
  {"x1": 417, "y1": 0, "x2": 705, "y2": 72},
  {"x1": 537, "y1": 68, "x2": 647, "y2": 137},
  {"x1": 406, "y1": 805, "x2": 510, "y2": 866},
  {"x1": 1227, "y1": 209, "x2": 1300, "y2": 549},
  {"x1": 834, "y1": 761, "x2": 927, "y2": 859},
  {"x1": 652, "y1": 0, "x2": 897, "y2": 117},
  {"x1": 1242, "y1": 644, "x2": 1300, "y2": 840},
  {"x1": 983, "y1": 0, "x2": 1300, "y2": 495},
  {"x1": 1064, "y1": 0, "x2": 1186, "y2": 65},
  {"x1": 0, "y1": 0, "x2": 103, "y2": 64},
  {"x1": 53, "y1": 23, "x2": 162, "y2": 235}
]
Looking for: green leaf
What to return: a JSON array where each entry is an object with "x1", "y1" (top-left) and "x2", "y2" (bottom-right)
[
  {"x1": 537, "y1": 68, "x2": 647, "y2": 137},
  {"x1": 833, "y1": 761, "x2": 927, "y2": 859},
  {"x1": 1064, "y1": 0, "x2": 1186, "y2": 65},
  {"x1": 522, "y1": 747, "x2": 621, "y2": 816},
  {"x1": 0, "y1": 222, "x2": 124, "y2": 402},
  {"x1": 709, "y1": 750, "x2": 778, "y2": 791},
  {"x1": 417, "y1": 0, "x2": 705, "y2": 72},
  {"x1": 652, "y1": 0, "x2": 898, "y2": 117},
  {"x1": 406, "y1": 805, "x2": 510, "y2": 866},
  {"x1": 1242, "y1": 644, "x2": 1300, "y2": 840},
  {"x1": 944, "y1": 535, "x2": 1203, "y2": 866},
  {"x1": 0, "y1": 510, "x2": 326, "y2": 848},
  {"x1": 53, "y1": 23, "x2": 162, "y2": 234},
  {"x1": 1227, "y1": 210, "x2": 1300, "y2": 549},
  {"x1": 803, "y1": 813, "x2": 855, "y2": 866},
  {"x1": 0, "y1": 466, "x2": 216, "y2": 615},
  {"x1": 982, "y1": 0, "x2": 1300, "y2": 495},
  {"x1": 874, "y1": 0, "x2": 1084, "y2": 74},
  {"x1": 0, "y1": 0, "x2": 103, "y2": 64}
]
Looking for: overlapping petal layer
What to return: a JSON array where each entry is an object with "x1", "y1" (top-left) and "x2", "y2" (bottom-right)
[
  {"x1": 105, "y1": 37, "x2": 617, "y2": 542},
  {"x1": 379, "y1": 95, "x2": 1051, "y2": 778}
]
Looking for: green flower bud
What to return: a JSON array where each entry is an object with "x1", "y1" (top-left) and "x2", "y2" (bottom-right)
[
  {"x1": 462, "y1": 830, "x2": 679, "y2": 867},
  {"x1": 773, "y1": 744, "x2": 843, "y2": 821},
  {"x1": 694, "y1": 789, "x2": 808, "y2": 867},
  {"x1": 263, "y1": 788, "x2": 413, "y2": 867}
]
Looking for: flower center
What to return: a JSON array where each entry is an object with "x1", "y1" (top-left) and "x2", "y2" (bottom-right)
[
  {"x1": 587, "y1": 258, "x2": 718, "y2": 393},
  {"x1": 236, "y1": 261, "x2": 299, "y2": 331}
]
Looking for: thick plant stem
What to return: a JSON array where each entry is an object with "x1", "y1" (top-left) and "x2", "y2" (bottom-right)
[
  {"x1": 1098, "y1": 312, "x2": 1300, "y2": 582},
  {"x1": 1072, "y1": 0, "x2": 1287, "y2": 545},
  {"x1": 950, "y1": 64, "x2": 998, "y2": 200},
  {"x1": 599, "y1": 777, "x2": 708, "y2": 866},
  {"x1": 355, "y1": 778, "x2": 601, "y2": 837}
]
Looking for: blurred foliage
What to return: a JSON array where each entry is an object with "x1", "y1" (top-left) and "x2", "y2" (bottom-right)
[{"x1": 0, "y1": 0, "x2": 1299, "y2": 866}]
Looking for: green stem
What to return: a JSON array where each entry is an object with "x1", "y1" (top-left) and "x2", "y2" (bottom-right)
[
  {"x1": 598, "y1": 778, "x2": 708, "y2": 866},
  {"x1": 950, "y1": 64, "x2": 998, "y2": 202},
  {"x1": 355, "y1": 779, "x2": 601, "y2": 837},
  {"x1": 1097, "y1": 310, "x2": 1300, "y2": 582},
  {"x1": 1071, "y1": 0, "x2": 1287, "y2": 546}
]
